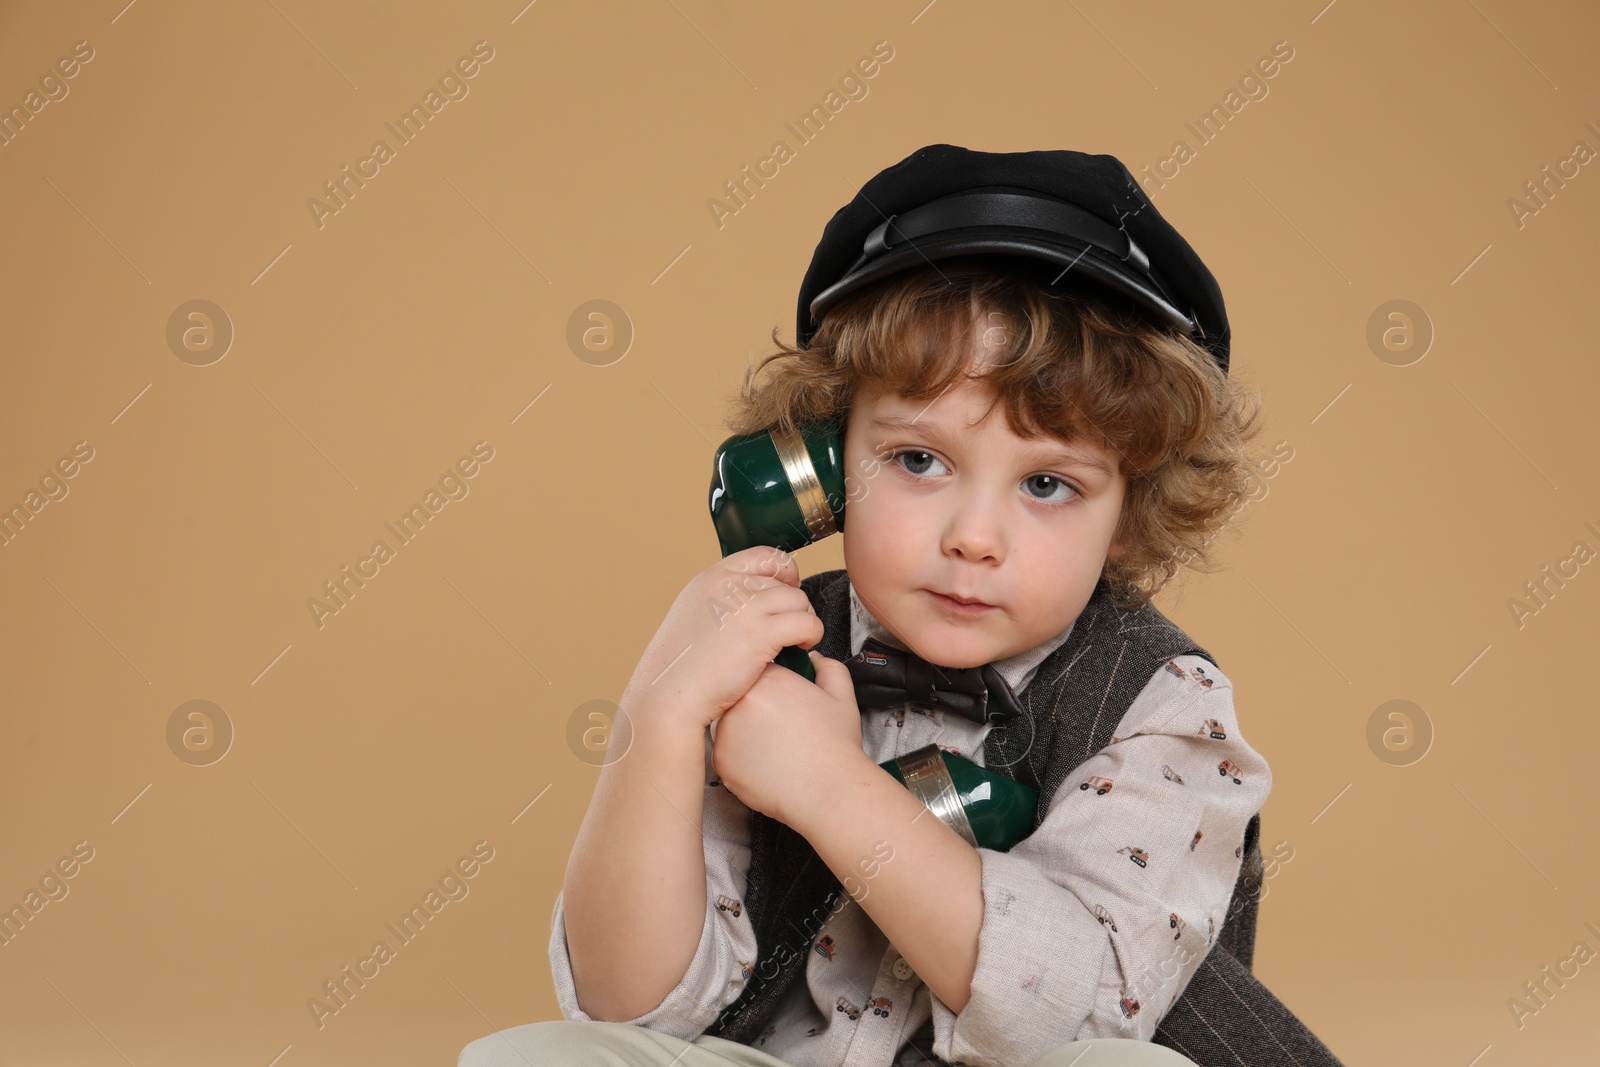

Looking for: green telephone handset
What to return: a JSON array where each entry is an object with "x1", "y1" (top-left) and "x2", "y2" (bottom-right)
[
  {"x1": 708, "y1": 421, "x2": 1038, "y2": 851},
  {"x1": 709, "y1": 420, "x2": 848, "y2": 683}
]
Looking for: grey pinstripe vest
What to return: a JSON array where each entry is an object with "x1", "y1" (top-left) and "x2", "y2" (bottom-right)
[{"x1": 704, "y1": 568, "x2": 1343, "y2": 1067}]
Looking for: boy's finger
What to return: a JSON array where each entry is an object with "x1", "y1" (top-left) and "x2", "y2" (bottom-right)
[
  {"x1": 809, "y1": 652, "x2": 857, "y2": 706},
  {"x1": 728, "y1": 545, "x2": 799, "y2": 584}
]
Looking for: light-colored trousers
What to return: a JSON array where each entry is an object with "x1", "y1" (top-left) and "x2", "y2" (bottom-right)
[{"x1": 457, "y1": 1020, "x2": 1201, "y2": 1066}]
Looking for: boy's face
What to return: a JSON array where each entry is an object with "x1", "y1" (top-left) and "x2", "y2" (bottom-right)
[{"x1": 841, "y1": 374, "x2": 1127, "y2": 670}]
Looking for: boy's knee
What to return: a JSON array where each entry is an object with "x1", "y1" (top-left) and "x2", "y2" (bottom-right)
[
  {"x1": 458, "y1": 1020, "x2": 686, "y2": 1066},
  {"x1": 457, "y1": 1020, "x2": 592, "y2": 1066},
  {"x1": 1026, "y1": 1037, "x2": 1201, "y2": 1067}
]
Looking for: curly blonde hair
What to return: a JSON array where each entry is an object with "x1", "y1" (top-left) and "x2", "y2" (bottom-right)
[{"x1": 719, "y1": 255, "x2": 1267, "y2": 610}]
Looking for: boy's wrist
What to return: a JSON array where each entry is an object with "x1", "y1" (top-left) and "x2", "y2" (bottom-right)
[
  {"x1": 619, "y1": 672, "x2": 705, "y2": 728},
  {"x1": 784, "y1": 743, "x2": 882, "y2": 835},
  {"x1": 607, "y1": 694, "x2": 707, "y2": 771}
]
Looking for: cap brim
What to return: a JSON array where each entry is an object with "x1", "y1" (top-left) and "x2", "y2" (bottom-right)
[{"x1": 807, "y1": 233, "x2": 1197, "y2": 338}]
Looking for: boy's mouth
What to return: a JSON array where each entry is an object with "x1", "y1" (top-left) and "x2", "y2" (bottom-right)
[{"x1": 927, "y1": 590, "x2": 996, "y2": 615}]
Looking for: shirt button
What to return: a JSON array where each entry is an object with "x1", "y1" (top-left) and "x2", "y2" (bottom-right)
[{"x1": 892, "y1": 956, "x2": 916, "y2": 982}]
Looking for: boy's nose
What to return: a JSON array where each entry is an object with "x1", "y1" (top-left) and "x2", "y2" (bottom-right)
[{"x1": 937, "y1": 495, "x2": 1005, "y2": 563}]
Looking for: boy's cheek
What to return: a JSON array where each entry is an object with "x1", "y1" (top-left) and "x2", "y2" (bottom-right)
[
  {"x1": 843, "y1": 471, "x2": 872, "y2": 504},
  {"x1": 839, "y1": 447, "x2": 887, "y2": 504}
]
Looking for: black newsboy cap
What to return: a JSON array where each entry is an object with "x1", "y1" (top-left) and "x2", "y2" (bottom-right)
[{"x1": 795, "y1": 143, "x2": 1232, "y2": 374}]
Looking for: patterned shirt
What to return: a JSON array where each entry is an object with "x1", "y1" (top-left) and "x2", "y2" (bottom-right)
[{"x1": 549, "y1": 580, "x2": 1272, "y2": 1067}]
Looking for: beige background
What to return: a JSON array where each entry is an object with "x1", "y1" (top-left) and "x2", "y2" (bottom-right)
[{"x1": 1, "y1": 0, "x2": 1596, "y2": 1064}]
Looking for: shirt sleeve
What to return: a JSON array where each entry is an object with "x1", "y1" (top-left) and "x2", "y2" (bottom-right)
[
  {"x1": 926, "y1": 655, "x2": 1272, "y2": 1065},
  {"x1": 547, "y1": 728, "x2": 761, "y2": 1039}
]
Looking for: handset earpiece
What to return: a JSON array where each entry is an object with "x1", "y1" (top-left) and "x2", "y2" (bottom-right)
[{"x1": 708, "y1": 420, "x2": 846, "y2": 683}]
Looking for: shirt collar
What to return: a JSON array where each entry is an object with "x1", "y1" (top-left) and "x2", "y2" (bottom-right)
[{"x1": 847, "y1": 579, "x2": 1075, "y2": 698}]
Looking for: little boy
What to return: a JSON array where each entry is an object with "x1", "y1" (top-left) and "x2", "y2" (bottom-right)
[{"x1": 459, "y1": 145, "x2": 1344, "y2": 1067}]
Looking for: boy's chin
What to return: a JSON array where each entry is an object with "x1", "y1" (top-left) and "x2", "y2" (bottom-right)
[{"x1": 897, "y1": 626, "x2": 1003, "y2": 669}]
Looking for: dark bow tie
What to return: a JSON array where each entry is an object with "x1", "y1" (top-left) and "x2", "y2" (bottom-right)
[{"x1": 845, "y1": 636, "x2": 1025, "y2": 725}]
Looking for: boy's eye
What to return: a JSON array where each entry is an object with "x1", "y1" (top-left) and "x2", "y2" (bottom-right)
[
  {"x1": 1024, "y1": 474, "x2": 1080, "y2": 505},
  {"x1": 893, "y1": 449, "x2": 947, "y2": 478}
]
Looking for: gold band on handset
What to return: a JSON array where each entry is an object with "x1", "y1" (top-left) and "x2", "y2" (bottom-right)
[{"x1": 769, "y1": 424, "x2": 839, "y2": 541}]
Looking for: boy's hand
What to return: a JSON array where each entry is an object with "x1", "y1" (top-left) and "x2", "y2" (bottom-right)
[
  {"x1": 621, "y1": 546, "x2": 824, "y2": 735},
  {"x1": 711, "y1": 650, "x2": 867, "y2": 827}
]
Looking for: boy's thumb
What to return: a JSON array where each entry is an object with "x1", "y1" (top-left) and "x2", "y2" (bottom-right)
[{"x1": 808, "y1": 650, "x2": 852, "y2": 698}]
